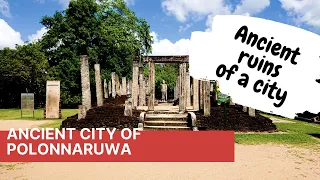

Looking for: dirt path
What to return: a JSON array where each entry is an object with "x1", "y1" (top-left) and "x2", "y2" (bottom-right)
[
  {"x1": 0, "y1": 120, "x2": 54, "y2": 130},
  {"x1": 0, "y1": 120, "x2": 319, "y2": 180}
]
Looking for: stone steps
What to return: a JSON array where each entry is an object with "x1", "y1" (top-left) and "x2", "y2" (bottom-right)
[
  {"x1": 143, "y1": 112, "x2": 191, "y2": 131},
  {"x1": 144, "y1": 120, "x2": 188, "y2": 127},
  {"x1": 143, "y1": 126, "x2": 191, "y2": 131}
]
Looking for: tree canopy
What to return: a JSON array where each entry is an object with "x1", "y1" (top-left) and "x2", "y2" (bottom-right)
[{"x1": 0, "y1": 0, "x2": 155, "y2": 108}]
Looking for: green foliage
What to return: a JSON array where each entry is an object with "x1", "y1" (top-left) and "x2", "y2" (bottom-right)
[
  {"x1": 0, "y1": 0, "x2": 153, "y2": 108},
  {"x1": 0, "y1": 43, "x2": 49, "y2": 108}
]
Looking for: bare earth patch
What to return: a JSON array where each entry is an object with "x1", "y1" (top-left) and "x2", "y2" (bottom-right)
[
  {"x1": 269, "y1": 117, "x2": 296, "y2": 123},
  {"x1": 0, "y1": 144, "x2": 319, "y2": 180},
  {"x1": 0, "y1": 120, "x2": 55, "y2": 130}
]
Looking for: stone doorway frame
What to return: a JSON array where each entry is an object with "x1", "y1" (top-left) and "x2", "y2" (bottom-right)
[{"x1": 143, "y1": 55, "x2": 189, "y2": 113}]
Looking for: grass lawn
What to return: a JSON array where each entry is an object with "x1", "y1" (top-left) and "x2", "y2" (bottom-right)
[
  {"x1": 0, "y1": 109, "x2": 77, "y2": 120},
  {"x1": 0, "y1": 109, "x2": 77, "y2": 129},
  {"x1": 235, "y1": 113, "x2": 320, "y2": 150}
]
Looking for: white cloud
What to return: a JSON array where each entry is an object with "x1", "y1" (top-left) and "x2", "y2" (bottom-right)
[
  {"x1": 57, "y1": 0, "x2": 70, "y2": 8},
  {"x1": 124, "y1": 0, "x2": 135, "y2": 5},
  {"x1": 28, "y1": 27, "x2": 48, "y2": 43},
  {"x1": 0, "y1": 19, "x2": 24, "y2": 49},
  {"x1": 150, "y1": 31, "x2": 190, "y2": 55},
  {"x1": 178, "y1": 23, "x2": 192, "y2": 32},
  {"x1": 280, "y1": 0, "x2": 320, "y2": 28},
  {"x1": 0, "y1": 0, "x2": 10, "y2": 17},
  {"x1": 162, "y1": 0, "x2": 270, "y2": 30}
]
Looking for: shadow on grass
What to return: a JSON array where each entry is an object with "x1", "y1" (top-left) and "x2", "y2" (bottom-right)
[{"x1": 309, "y1": 134, "x2": 320, "y2": 139}]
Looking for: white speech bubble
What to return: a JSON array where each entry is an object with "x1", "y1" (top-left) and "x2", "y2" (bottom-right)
[{"x1": 189, "y1": 15, "x2": 320, "y2": 118}]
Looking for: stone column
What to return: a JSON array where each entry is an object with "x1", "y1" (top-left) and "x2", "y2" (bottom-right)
[
  {"x1": 193, "y1": 78, "x2": 199, "y2": 111},
  {"x1": 78, "y1": 105, "x2": 87, "y2": 120},
  {"x1": 248, "y1": 107, "x2": 255, "y2": 117},
  {"x1": 111, "y1": 72, "x2": 116, "y2": 98},
  {"x1": 145, "y1": 77, "x2": 149, "y2": 106},
  {"x1": 103, "y1": 79, "x2": 108, "y2": 99},
  {"x1": 132, "y1": 61, "x2": 139, "y2": 108},
  {"x1": 80, "y1": 55, "x2": 91, "y2": 110},
  {"x1": 199, "y1": 80, "x2": 203, "y2": 110},
  {"x1": 108, "y1": 81, "x2": 111, "y2": 96},
  {"x1": 186, "y1": 72, "x2": 191, "y2": 107},
  {"x1": 139, "y1": 70, "x2": 146, "y2": 106},
  {"x1": 124, "y1": 95, "x2": 132, "y2": 117},
  {"x1": 176, "y1": 75, "x2": 180, "y2": 100},
  {"x1": 115, "y1": 74, "x2": 121, "y2": 96},
  {"x1": 126, "y1": 80, "x2": 131, "y2": 96},
  {"x1": 148, "y1": 62, "x2": 155, "y2": 111},
  {"x1": 243, "y1": 106, "x2": 248, "y2": 112},
  {"x1": 179, "y1": 63, "x2": 186, "y2": 112},
  {"x1": 94, "y1": 64, "x2": 103, "y2": 107},
  {"x1": 121, "y1": 77, "x2": 126, "y2": 96},
  {"x1": 203, "y1": 80, "x2": 211, "y2": 116}
]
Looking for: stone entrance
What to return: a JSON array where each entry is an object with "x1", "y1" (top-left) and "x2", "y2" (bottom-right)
[{"x1": 132, "y1": 56, "x2": 191, "y2": 113}]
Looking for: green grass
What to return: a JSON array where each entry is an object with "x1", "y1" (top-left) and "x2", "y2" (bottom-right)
[
  {"x1": 235, "y1": 113, "x2": 320, "y2": 150},
  {"x1": 0, "y1": 109, "x2": 77, "y2": 120},
  {"x1": 0, "y1": 109, "x2": 77, "y2": 129},
  {"x1": 38, "y1": 119, "x2": 64, "y2": 129}
]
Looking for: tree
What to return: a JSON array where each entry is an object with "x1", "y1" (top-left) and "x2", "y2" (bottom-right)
[
  {"x1": 40, "y1": 0, "x2": 152, "y2": 106},
  {"x1": 0, "y1": 43, "x2": 49, "y2": 108}
]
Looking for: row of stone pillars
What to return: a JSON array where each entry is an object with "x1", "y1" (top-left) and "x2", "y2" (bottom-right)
[
  {"x1": 79, "y1": 55, "x2": 132, "y2": 119},
  {"x1": 132, "y1": 58, "x2": 212, "y2": 115}
]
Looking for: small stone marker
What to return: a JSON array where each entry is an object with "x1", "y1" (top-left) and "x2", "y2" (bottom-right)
[
  {"x1": 78, "y1": 105, "x2": 87, "y2": 120},
  {"x1": 243, "y1": 106, "x2": 248, "y2": 112},
  {"x1": 124, "y1": 95, "x2": 132, "y2": 116},
  {"x1": 248, "y1": 107, "x2": 255, "y2": 117},
  {"x1": 45, "y1": 81, "x2": 61, "y2": 119}
]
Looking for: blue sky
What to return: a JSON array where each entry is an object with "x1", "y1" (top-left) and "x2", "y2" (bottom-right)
[{"x1": 0, "y1": 0, "x2": 319, "y2": 54}]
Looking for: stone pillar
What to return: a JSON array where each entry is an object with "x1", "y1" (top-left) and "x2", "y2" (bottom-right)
[
  {"x1": 229, "y1": 97, "x2": 235, "y2": 105},
  {"x1": 108, "y1": 81, "x2": 111, "y2": 96},
  {"x1": 199, "y1": 80, "x2": 203, "y2": 110},
  {"x1": 128, "y1": 80, "x2": 133, "y2": 96},
  {"x1": 203, "y1": 80, "x2": 211, "y2": 116},
  {"x1": 94, "y1": 64, "x2": 103, "y2": 106},
  {"x1": 179, "y1": 63, "x2": 186, "y2": 112},
  {"x1": 176, "y1": 75, "x2": 180, "y2": 100},
  {"x1": 115, "y1": 74, "x2": 121, "y2": 97},
  {"x1": 121, "y1": 77, "x2": 126, "y2": 96},
  {"x1": 111, "y1": 72, "x2": 116, "y2": 98},
  {"x1": 124, "y1": 95, "x2": 132, "y2": 116},
  {"x1": 193, "y1": 78, "x2": 199, "y2": 111},
  {"x1": 148, "y1": 62, "x2": 155, "y2": 111},
  {"x1": 145, "y1": 77, "x2": 149, "y2": 105},
  {"x1": 78, "y1": 105, "x2": 87, "y2": 120},
  {"x1": 174, "y1": 86, "x2": 177, "y2": 100},
  {"x1": 248, "y1": 107, "x2": 255, "y2": 117},
  {"x1": 243, "y1": 106, "x2": 248, "y2": 112},
  {"x1": 186, "y1": 72, "x2": 191, "y2": 107},
  {"x1": 104, "y1": 79, "x2": 108, "y2": 99},
  {"x1": 80, "y1": 55, "x2": 91, "y2": 110},
  {"x1": 132, "y1": 61, "x2": 139, "y2": 108},
  {"x1": 139, "y1": 70, "x2": 146, "y2": 106}
]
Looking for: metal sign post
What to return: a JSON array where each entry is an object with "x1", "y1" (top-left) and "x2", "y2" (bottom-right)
[{"x1": 21, "y1": 93, "x2": 35, "y2": 118}]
